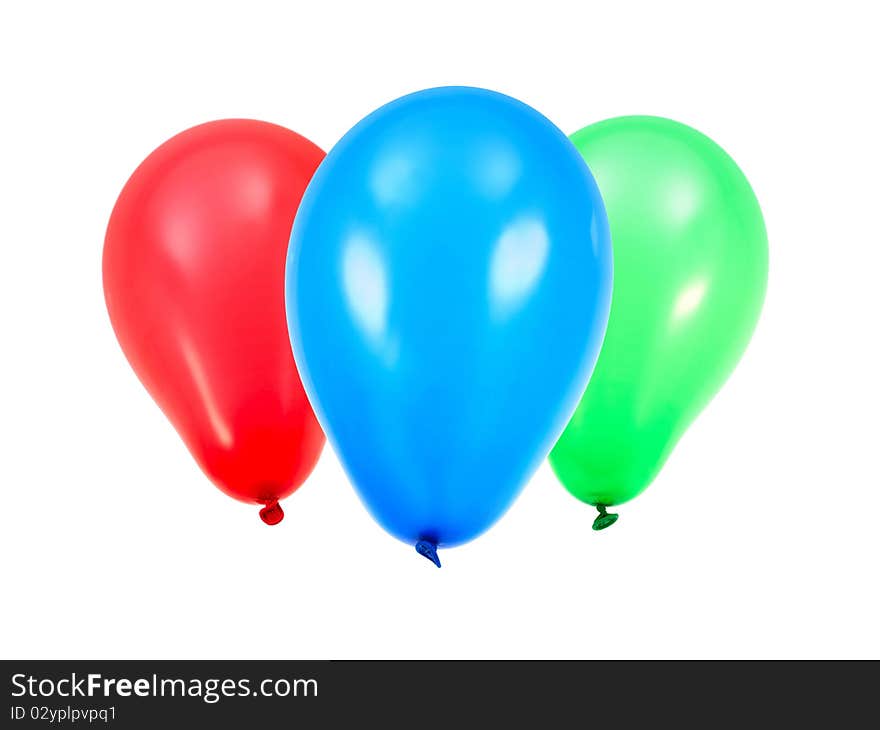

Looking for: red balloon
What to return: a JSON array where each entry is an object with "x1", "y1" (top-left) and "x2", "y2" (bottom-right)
[{"x1": 103, "y1": 119, "x2": 325, "y2": 524}]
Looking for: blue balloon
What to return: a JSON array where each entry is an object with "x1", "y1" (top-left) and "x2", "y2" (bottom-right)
[{"x1": 287, "y1": 87, "x2": 611, "y2": 566}]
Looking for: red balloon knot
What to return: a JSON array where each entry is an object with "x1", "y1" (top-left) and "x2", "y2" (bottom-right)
[{"x1": 259, "y1": 500, "x2": 284, "y2": 526}]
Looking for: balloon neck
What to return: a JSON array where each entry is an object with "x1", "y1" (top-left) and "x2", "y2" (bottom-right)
[
  {"x1": 415, "y1": 540, "x2": 442, "y2": 568},
  {"x1": 592, "y1": 504, "x2": 619, "y2": 531},
  {"x1": 259, "y1": 499, "x2": 284, "y2": 526}
]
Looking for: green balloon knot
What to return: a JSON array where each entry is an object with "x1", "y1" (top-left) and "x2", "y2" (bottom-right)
[{"x1": 592, "y1": 504, "x2": 619, "y2": 531}]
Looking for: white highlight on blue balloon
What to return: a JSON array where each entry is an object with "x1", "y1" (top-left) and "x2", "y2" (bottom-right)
[
  {"x1": 341, "y1": 232, "x2": 399, "y2": 365},
  {"x1": 371, "y1": 152, "x2": 417, "y2": 206},
  {"x1": 489, "y1": 217, "x2": 549, "y2": 319},
  {"x1": 475, "y1": 142, "x2": 521, "y2": 199}
]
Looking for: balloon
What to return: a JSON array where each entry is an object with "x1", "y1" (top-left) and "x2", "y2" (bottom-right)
[
  {"x1": 287, "y1": 87, "x2": 612, "y2": 565},
  {"x1": 103, "y1": 119, "x2": 326, "y2": 524},
  {"x1": 549, "y1": 116, "x2": 768, "y2": 529}
]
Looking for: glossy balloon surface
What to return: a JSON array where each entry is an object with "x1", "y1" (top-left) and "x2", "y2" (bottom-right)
[
  {"x1": 550, "y1": 116, "x2": 768, "y2": 509},
  {"x1": 104, "y1": 120, "x2": 326, "y2": 520},
  {"x1": 288, "y1": 87, "x2": 612, "y2": 550}
]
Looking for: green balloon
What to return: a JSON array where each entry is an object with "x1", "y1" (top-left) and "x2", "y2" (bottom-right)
[{"x1": 549, "y1": 116, "x2": 768, "y2": 528}]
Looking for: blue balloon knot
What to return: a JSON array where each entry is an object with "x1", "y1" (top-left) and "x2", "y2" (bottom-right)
[{"x1": 415, "y1": 540, "x2": 442, "y2": 568}]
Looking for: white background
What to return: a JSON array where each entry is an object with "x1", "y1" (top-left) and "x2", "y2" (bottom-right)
[{"x1": 1, "y1": 1, "x2": 878, "y2": 659}]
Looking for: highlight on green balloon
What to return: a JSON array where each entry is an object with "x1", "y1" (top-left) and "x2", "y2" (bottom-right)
[{"x1": 549, "y1": 116, "x2": 768, "y2": 530}]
